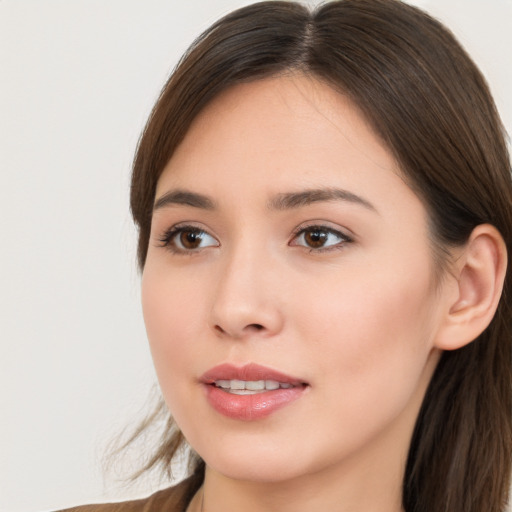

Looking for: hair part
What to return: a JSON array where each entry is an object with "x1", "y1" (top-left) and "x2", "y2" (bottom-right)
[{"x1": 128, "y1": 1, "x2": 512, "y2": 510}]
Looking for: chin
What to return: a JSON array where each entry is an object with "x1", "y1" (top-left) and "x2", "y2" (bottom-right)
[
  {"x1": 196, "y1": 432, "x2": 327, "y2": 485},
  {"x1": 208, "y1": 455, "x2": 308, "y2": 484}
]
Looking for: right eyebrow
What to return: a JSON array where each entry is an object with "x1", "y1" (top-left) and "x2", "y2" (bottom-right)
[{"x1": 153, "y1": 189, "x2": 216, "y2": 211}]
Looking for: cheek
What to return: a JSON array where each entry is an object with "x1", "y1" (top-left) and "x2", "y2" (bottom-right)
[
  {"x1": 297, "y1": 256, "x2": 438, "y2": 406},
  {"x1": 141, "y1": 264, "x2": 206, "y2": 391}
]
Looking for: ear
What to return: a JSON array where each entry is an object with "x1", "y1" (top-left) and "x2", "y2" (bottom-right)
[{"x1": 434, "y1": 224, "x2": 507, "y2": 351}]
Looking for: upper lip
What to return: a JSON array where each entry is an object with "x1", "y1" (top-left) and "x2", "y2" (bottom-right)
[{"x1": 200, "y1": 363, "x2": 307, "y2": 386}]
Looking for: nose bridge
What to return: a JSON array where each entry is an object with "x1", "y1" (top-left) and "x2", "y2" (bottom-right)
[{"x1": 210, "y1": 233, "x2": 283, "y2": 338}]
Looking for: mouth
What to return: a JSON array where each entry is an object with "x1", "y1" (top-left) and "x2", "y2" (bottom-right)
[
  {"x1": 201, "y1": 362, "x2": 307, "y2": 389},
  {"x1": 212, "y1": 379, "x2": 297, "y2": 395},
  {"x1": 200, "y1": 363, "x2": 309, "y2": 421}
]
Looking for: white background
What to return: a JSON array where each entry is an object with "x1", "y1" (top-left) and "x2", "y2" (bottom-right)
[{"x1": 1, "y1": 1, "x2": 511, "y2": 511}]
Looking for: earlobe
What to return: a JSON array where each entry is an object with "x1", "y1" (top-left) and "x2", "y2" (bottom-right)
[{"x1": 434, "y1": 224, "x2": 507, "y2": 351}]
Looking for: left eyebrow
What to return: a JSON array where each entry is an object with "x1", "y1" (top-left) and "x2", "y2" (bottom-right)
[{"x1": 267, "y1": 188, "x2": 378, "y2": 213}]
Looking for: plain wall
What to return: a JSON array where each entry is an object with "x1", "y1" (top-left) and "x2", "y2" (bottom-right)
[{"x1": 1, "y1": 1, "x2": 511, "y2": 511}]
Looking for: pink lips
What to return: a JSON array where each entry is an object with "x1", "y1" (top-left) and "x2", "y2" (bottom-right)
[{"x1": 200, "y1": 363, "x2": 308, "y2": 421}]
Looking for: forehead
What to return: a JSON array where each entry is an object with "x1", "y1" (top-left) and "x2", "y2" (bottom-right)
[{"x1": 156, "y1": 74, "x2": 419, "y2": 218}]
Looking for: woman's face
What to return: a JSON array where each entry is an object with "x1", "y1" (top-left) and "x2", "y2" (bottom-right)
[{"x1": 142, "y1": 75, "x2": 448, "y2": 484}]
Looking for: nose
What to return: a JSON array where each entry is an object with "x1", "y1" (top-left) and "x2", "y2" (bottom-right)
[{"x1": 209, "y1": 244, "x2": 284, "y2": 340}]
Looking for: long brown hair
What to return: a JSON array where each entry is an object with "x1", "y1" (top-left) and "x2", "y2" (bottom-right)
[{"x1": 127, "y1": 1, "x2": 512, "y2": 510}]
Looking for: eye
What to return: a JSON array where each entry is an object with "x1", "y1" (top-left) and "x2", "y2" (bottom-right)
[
  {"x1": 159, "y1": 225, "x2": 219, "y2": 253},
  {"x1": 291, "y1": 225, "x2": 352, "y2": 251}
]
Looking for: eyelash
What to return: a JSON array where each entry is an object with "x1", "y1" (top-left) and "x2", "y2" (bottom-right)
[{"x1": 157, "y1": 223, "x2": 353, "y2": 254}]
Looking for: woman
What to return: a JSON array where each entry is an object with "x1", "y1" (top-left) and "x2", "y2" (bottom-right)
[{"x1": 62, "y1": 0, "x2": 512, "y2": 511}]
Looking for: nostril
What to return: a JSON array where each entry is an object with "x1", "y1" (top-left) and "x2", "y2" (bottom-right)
[
  {"x1": 247, "y1": 324, "x2": 264, "y2": 331},
  {"x1": 214, "y1": 325, "x2": 225, "y2": 335},
  {"x1": 213, "y1": 323, "x2": 265, "y2": 337}
]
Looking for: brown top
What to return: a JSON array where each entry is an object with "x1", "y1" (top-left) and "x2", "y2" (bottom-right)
[{"x1": 56, "y1": 475, "x2": 201, "y2": 512}]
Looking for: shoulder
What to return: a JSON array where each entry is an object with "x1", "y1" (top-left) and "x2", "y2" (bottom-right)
[{"x1": 55, "y1": 477, "x2": 197, "y2": 512}]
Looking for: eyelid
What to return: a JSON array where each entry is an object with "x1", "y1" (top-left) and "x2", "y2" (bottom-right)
[{"x1": 292, "y1": 220, "x2": 355, "y2": 238}]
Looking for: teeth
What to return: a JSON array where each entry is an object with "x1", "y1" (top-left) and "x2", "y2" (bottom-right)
[
  {"x1": 214, "y1": 379, "x2": 294, "y2": 393},
  {"x1": 230, "y1": 389, "x2": 259, "y2": 395},
  {"x1": 231, "y1": 379, "x2": 245, "y2": 390},
  {"x1": 245, "y1": 380, "x2": 265, "y2": 390}
]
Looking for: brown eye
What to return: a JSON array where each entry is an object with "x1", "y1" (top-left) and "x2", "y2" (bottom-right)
[
  {"x1": 303, "y1": 229, "x2": 329, "y2": 248},
  {"x1": 292, "y1": 225, "x2": 351, "y2": 251},
  {"x1": 179, "y1": 229, "x2": 204, "y2": 249},
  {"x1": 160, "y1": 226, "x2": 219, "y2": 252}
]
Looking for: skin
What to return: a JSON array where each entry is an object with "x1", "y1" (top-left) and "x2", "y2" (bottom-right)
[{"x1": 141, "y1": 75, "x2": 455, "y2": 512}]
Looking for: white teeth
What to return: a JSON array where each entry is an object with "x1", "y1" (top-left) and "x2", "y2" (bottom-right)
[
  {"x1": 265, "y1": 380, "x2": 280, "y2": 390},
  {"x1": 245, "y1": 380, "x2": 265, "y2": 391},
  {"x1": 214, "y1": 379, "x2": 294, "y2": 393},
  {"x1": 230, "y1": 379, "x2": 245, "y2": 390}
]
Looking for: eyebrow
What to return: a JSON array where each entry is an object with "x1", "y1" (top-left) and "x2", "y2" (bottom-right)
[
  {"x1": 153, "y1": 189, "x2": 216, "y2": 211},
  {"x1": 153, "y1": 187, "x2": 377, "y2": 213},
  {"x1": 268, "y1": 188, "x2": 378, "y2": 213}
]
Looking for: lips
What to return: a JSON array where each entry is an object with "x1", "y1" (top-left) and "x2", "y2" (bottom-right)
[{"x1": 200, "y1": 363, "x2": 308, "y2": 421}]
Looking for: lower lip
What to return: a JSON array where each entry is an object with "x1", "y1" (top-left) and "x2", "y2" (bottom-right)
[{"x1": 204, "y1": 385, "x2": 306, "y2": 421}]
